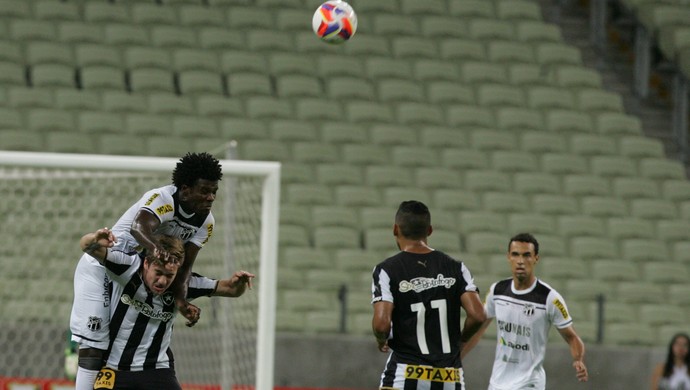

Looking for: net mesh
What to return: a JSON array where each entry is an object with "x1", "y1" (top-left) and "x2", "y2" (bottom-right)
[{"x1": 0, "y1": 164, "x2": 267, "y2": 389}]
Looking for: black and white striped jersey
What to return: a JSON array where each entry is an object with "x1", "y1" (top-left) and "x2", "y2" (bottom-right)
[
  {"x1": 485, "y1": 278, "x2": 573, "y2": 390},
  {"x1": 103, "y1": 249, "x2": 217, "y2": 371},
  {"x1": 372, "y1": 250, "x2": 478, "y2": 367}
]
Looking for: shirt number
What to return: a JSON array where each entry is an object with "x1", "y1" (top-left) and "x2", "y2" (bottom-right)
[{"x1": 410, "y1": 299, "x2": 451, "y2": 354}]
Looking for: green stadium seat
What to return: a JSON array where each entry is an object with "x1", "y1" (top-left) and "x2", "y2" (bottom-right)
[
  {"x1": 534, "y1": 234, "x2": 567, "y2": 256},
  {"x1": 304, "y1": 310, "x2": 340, "y2": 334},
  {"x1": 630, "y1": 198, "x2": 677, "y2": 220},
  {"x1": 305, "y1": 269, "x2": 350, "y2": 291},
  {"x1": 55, "y1": 89, "x2": 101, "y2": 111},
  {"x1": 220, "y1": 117, "x2": 268, "y2": 139},
  {"x1": 130, "y1": 3, "x2": 177, "y2": 25},
  {"x1": 616, "y1": 282, "x2": 666, "y2": 304},
  {"x1": 172, "y1": 116, "x2": 218, "y2": 138},
  {"x1": 84, "y1": 2, "x2": 129, "y2": 23},
  {"x1": 11, "y1": 19, "x2": 56, "y2": 42},
  {"x1": 477, "y1": 84, "x2": 525, "y2": 107},
  {"x1": 468, "y1": 18, "x2": 514, "y2": 41},
  {"x1": 280, "y1": 204, "x2": 311, "y2": 228},
  {"x1": 507, "y1": 213, "x2": 556, "y2": 235},
  {"x1": 81, "y1": 66, "x2": 125, "y2": 90},
  {"x1": 315, "y1": 164, "x2": 363, "y2": 186},
  {"x1": 459, "y1": 211, "x2": 506, "y2": 234},
  {"x1": 392, "y1": 37, "x2": 439, "y2": 59},
  {"x1": 564, "y1": 279, "x2": 614, "y2": 301},
  {"x1": 32, "y1": 64, "x2": 75, "y2": 88},
  {"x1": 619, "y1": 136, "x2": 665, "y2": 158},
  {"x1": 269, "y1": 119, "x2": 318, "y2": 142},
  {"x1": 373, "y1": 14, "x2": 419, "y2": 37},
  {"x1": 658, "y1": 25, "x2": 690, "y2": 61},
  {"x1": 447, "y1": 105, "x2": 495, "y2": 127},
  {"x1": 440, "y1": 39, "x2": 487, "y2": 61},
  {"x1": 461, "y1": 61, "x2": 509, "y2": 84},
  {"x1": 317, "y1": 55, "x2": 364, "y2": 78},
  {"x1": 198, "y1": 27, "x2": 245, "y2": 51},
  {"x1": 227, "y1": 72, "x2": 271, "y2": 97},
  {"x1": 369, "y1": 124, "x2": 415, "y2": 146},
  {"x1": 448, "y1": 0, "x2": 494, "y2": 18},
  {"x1": 465, "y1": 170, "x2": 511, "y2": 192},
  {"x1": 299, "y1": 98, "x2": 346, "y2": 121},
  {"x1": 0, "y1": 40, "x2": 21, "y2": 63},
  {"x1": 314, "y1": 226, "x2": 361, "y2": 250},
  {"x1": 0, "y1": 0, "x2": 30, "y2": 18},
  {"x1": 498, "y1": 107, "x2": 545, "y2": 131},
  {"x1": 291, "y1": 142, "x2": 339, "y2": 164},
  {"x1": 124, "y1": 47, "x2": 171, "y2": 70},
  {"x1": 103, "y1": 24, "x2": 148, "y2": 46},
  {"x1": 0, "y1": 62, "x2": 26, "y2": 86},
  {"x1": 590, "y1": 156, "x2": 637, "y2": 178},
  {"x1": 429, "y1": 230, "x2": 461, "y2": 252},
  {"x1": 551, "y1": 65, "x2": 602, "y2": 88},
  {"x1": 274, "y1": 8, "x2": 311, "y2": 31},
  {"x1": 344, "y1": 35, "x2": 391, "y2": 57},
  {"x1": 287, "y1": 184, "x2": 334, "y2": 206},
  {"x1": 420, "y1": 16, "x2": 468, "y2": 39},
  {"x1": 364, "y1": 228, "x2": 397, "y2": 252},
  {"x1": 669, "y1": 284, "x2": 690, "y2": 306},
  {"x1": 379, "y1": 79, "x2": 424, "y2": 102},
  {"x1": 546, "y1": 109, "x2": 593, "y2": 133},
  {"x1": 281, "y1": 290, "x2": 332, "y2": 311},
  {"x1": 496, "y1": 0, "x2": 542, "y2": 20},
  {"x1": 79, "y1": 111, "x2": 125, "y2": 135},
  {"x1": 433, "y1": 189, "x2": 480, "y2": 212},
  {"x1": 535, "y1": 42, "x2": 582, "y2": 66},
  {"x1": 516, "y1": 21, "x2": 562, "y2": 42},
  {"x1": 227, "y1": 6, "x2": 273, "y2": 29},
  {"x1": 278, "y1": 224, "x2": 310, "y2": 247},
  {"x1": 613, "y1": 177, "x2": 660, "y2": 199},
  {"x1": 420, "y1": 126, "x2": 467, "y2": 149},
  {"x1": 58, "y1": 21, "x2": 103, "y2": 44},
  {"x1": 312, "y1": 206, "x2": 359, "y2": 229},
  {"x1": 179, "y1": 4, "x2": 227, "y2": 27},
  {"x1": 644, "y1": 262, "x2": 689, "y2": 284},
  {"x1": 607, "y1": 217, "x2": 654, "y2": 240},
  {"x1": 662, "y1": 179, "x2": 690, "y2": 201},
  {"x1": 396, "y1": 102, "x2": 444, "y2": 125},
  {"x1": 606, "y1": 323, "x2": 656, "y2": 346},
  {"x1": 352, "y1": 0, "x2": 400, "y2": 13},
  {"x1": 0, "y1": 130, "x2": 43, "y2": 151},
  {"x1": 151, "y1": 26, "x2": 197, "y2": 48},
  {"x1": 656, "y1": 220, "x2": 690, "y2": 242},
  {"x1": 599, "y1": 301, "x2": 637, "y2": 324},
  {"x1": 558, "y1": 215, "x2": 606, "y2": 237},
  {"x1": 173, "y1": 49, "x2": 220, "y2": 72},
  {"x1": 281, "y1": 163, "x2": 313, "y2": 185},
  {"x1": 7, "y1": 87, "x2": 52, "y2": 109},
  {"x1": 563, "y1": 174, "x2": 610, "y2": 196},
  {"x1": 383, "y1": 187, "x2": 432, "y2": 207},
  {"x1": 621, "y1": 239, "x2": 669, "y2": 262},
  {"x1": 487, "y1": 41, "x2": 535, "y2": 64},
  {"x1": 276, "y1": 266, "x2": 306, "y2": 290},
  {"x1": 129, "y1": 68, "x2": 174, "y2": 93},
  {"x1": 194, "y1": 94, "x2": 242, "y2": 117},
  {"x1": 513, "y1": 172, "x2": 561, "y2": 194},
  {"x1": 35, "y1": 0, "x2": 79, "y2": 21},
  {"x1": 427, "y1": 82, "x2": 475, "y2": 105},
  {"x1": 179, "y1": 70, "x2": 224, "y2": 95},
  {"x1": 282, "y1": 247, "x2": 329, "y2": 270},
  {"x1": 414, "y1": 167, "x2": 462, "y2": 189},
  {"x1": 327, "y1": 76, "x2": 375, "y2": 100},
  {"x1": 527, "y1": 86, "x2": 575, "y2": 109},
  {"x1": 400, "y1": 0, "x2": 446, "y2": 15},
  {"x1": 581, "y1": 196, "x2": 627, "y2": 218},
  {"x1": 441, "y1": 148, "x2": 489, "y2": 170},
  {"x1": 571, "y1": 237, "x2": 618, "y2": 259},
  {"x1": 145, "y1": 136, "x2": 192, "y2": 157},
  {"x1": 346, "y1": 101, "x2": 393, "y2": 123},
  {"x1": 595, "y1": 112, "x2": 643, "y2": 135},
  {"x1": 241, "y1": 139, "x2": 290, "y2": 161},
  {"x1": 507, "y1": 63, "x2": 547, "y2": 86},
  {"x1": 365, "y1": 165, "x2": 412, "y2": 188},
  {"x1": 26, "y1": 42, "x2": 73, "y2": 66},
  {"x1": 246, "y1": 96, "x2": 293, "y2": 119},
  {"x1": 576, "y1": 89, "x2": 624, "y2": 113},
  {"x1": 341, "y1": 144, "x2": 389, "y2": 165},
  {"x1": 591, "y1": 260, "x2": 640, "y2": 282},
  {"x1": 27, "y1": 108, "x2": 74, "y2": 133},
  {"x1": 483, "y1": 192, "x2": 530, "y2": 213},
  {"x1": 539, "y1": 256, "x2": 588, "y2": 281},
  {"x1": 465, "y1": 232, "x2": 507, "y2": 255},
  {"x1": 75, "y1": 44, "x2": 122, "y2": 68},
  {"x1": 638, "y1": 158, "x2": 687, "y2": 180},
  {"x1": 520, "y1": 131, "x2": 567, "y2": 154},
  {"x1": 491, "y1": 151, "x2": 539, "y2": 172},
  {"x1": 45, "y1": 132, "x2": 96, "y2": 154},
  {"x1": 148, "y1": 93, "x2": 194, "y2": 115},
  {"x1": 637, "y1": 3, "x2": 690, "y2": 35},
  {"x1": 360, "y1": 207, "x2": 395, "y2": 230},
  {"x1": 99, "y1": 134, "x2": 147, "y2": 156},
  {"x1": 570, "y1": 134, "x2": 617, "y2": 155},
  {"x1": 126, "y1": 114, "x2": 172, "y2": 136}
]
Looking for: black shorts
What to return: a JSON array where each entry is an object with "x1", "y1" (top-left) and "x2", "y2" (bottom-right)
[
  {"x1": 379, "y1": 353, "x2": 464, "y2": 390},
  {"x1": 94, "y1": 367, "x2": 182, "y2": 390}
]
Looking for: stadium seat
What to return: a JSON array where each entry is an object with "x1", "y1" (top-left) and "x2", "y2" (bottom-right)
[
  {"x1": 227, "y1": 72, "x2": 271, "y2": 96},
  {"x1": 172, "y1": 49, "x2": 220, "y2": 73},
  {"x1": 373, "y1": 14, "x2": 419, "y2": 37},
  {"x1": 151, "y1": 26, "x2": 196, "y2": 48},
  {"x1": 194, "y1": 94, "x2": 242, "y2": 117},
  {"x1": 619, "y1": 136, "x2": 665, "y2": 158},
  {"x1": 80, "y1": 66, "x2": 125, "y2": 90},
  {"x1": 0, "y1": 62, "x2": 26, "y2": 86},
  {"x1": 669, "y1": 284, "x2": 690, "y2": 307},
  {"x1": 564, "y1": 279, "x2": 614, "y2": 301},
  {"x1": 546, "y1": 109, "x2": 593, "y2": 133},
  {"x1": 45, "y1": 132, "x2": 95, "y2": 154},
  {"x1": 427, "y1": 82, "x2": 475, "y2": 105},
  {"x1": 440, "y1": 38, "x2": 487, "y2": 61},
  {"x1": 606, "y1": 323, "x2": 656, "y2": 346},
  {"x1": 391, "y1": 37, "x2": 438, "y2": 59},
  {"x1": 172, "y1": 116, "x2": 218, "y2": 138},
  {"x1": 365, "y1": 57, "x2": 413, "y2": 81},
  {"x1": 520, "y1": 131, "x2": 567, "y2": 154},
  {"x1": 459, "y1": 211, "x2": 506, "y2": 234},
  {"x1": 446, "y1": 105, "x2": 495, "y2": 127},
  {"x1": 268, "y1": 119, "x2": 317, "y2": 143},
  {"x1": 570, "y1": 237, "x2": 618, "y2": 259},
  {"x1": 558, "y1": 215, "x2": 606, "y2": 238},
  {"x1": 79, "y1": 111, "x2": 125, "y2": 135},
  {"x1": 317, "y1": 55, "x2": 364, "y2": 78},
  {"x1": 639, "y1": 158, "x2": 686, "y2": 180},
  {"x1": 54, "y1": 89, "x2": 101, "y2": 111},
  {"x1": 551, "y1": 65, "x2": 603, "y2": 88},
  {"x1": 461, "y1": 61, "x2": 509, "y2": 84},
  {"x1": 58, "y1": 21, "x2": 103, "y2": 45},
  {"x1": 516, "y1": 21, "x2": 562, "y2": 42},
  {"x1": 483, "y1": 192, "x2": 530, "y2": 214},
  {"x1": 640, "y1": 304, "x2": 687, "y2": 327},
  {"x1": 147, "y1": 93, "x2": 193, "y2": 115},
  {"x1": 26, "y1": 42, "x2": 73, "y2": 66},
  {"x1": 421, "y1": 126, "x2": 468, "y2": 149},
  {"x1": 591, "y1": 260, "x2": 640, "y2": 282},
  {"x1": 365, "y1": 165, "x2": 412, "y2": 188},
  {"x1": 630, "y1": 199, "x2": 677, "y2": 220},
  {"x1": 346, "y1": 101, "x2": 393, "y2": 123},
  {"x1": 541, "y1": 153, "x2": 588, "y2": 175},
  {"x1": 130, "y1": 3, "x2": 176, "y2": 25},
  {"x1": 364, "y1": 228, "x2": 397, "y2": 252},
  {"x1": 276, "y1": 74, "x2": 321, "y2": 97},
  {"x1": 35, "y1": 1, "x2": 79, "y2": 21},
  {"x1": 506, "y1": 63, "x2": 547, "y2": 86},
  {"x1": 570, "y1": 133, "x2": 618, "y2": 155},
  {"x1": 0, "y1": 0, "x2": 30, "y2": 18},
  {"x1": 299, "y1": 98, "x2": 346, "y2": 121},
  {"x1": 595, "y1": 112, "x2": 643, "y2": 135},
  {"x1": 145, "y1": 136, "x2": 191, "y2": 157},
  {"x1": 99, "y1": 134, "x2": 147, "y2": 156},
  {"x1": 30, "y1": 64, "x2": 76, "y2": 88},
  {"x1": 429, "y1": 230, "x2": 461, "y2": 252},
  {"x1": 468, "y1": 18, "x2": 514, "y2": 41},
  {"x1": 464, "y1": 170, "x2": 511, "y2": 192},
  {"x1": 359, "y1": 207, "x2": 395, "y2": 231},
  {"x1": 491, "y1": 151, "x2": 539, "y2": 173},
  {"x1": 248, "y1": 29, "x2": 295, "y2": 52},
  {"x1": 281, "y1": 290, "x2": 332, "y2": 312},
  {"x1": 126, "y1": 114, "x2": 172, "y2": 136},
  {"x1": 507, "y1": 213, "x2": 556, "y2": 236},
  {"x1": 607, "y1": 217, "x2": 655, "y2": 240},
  {"x1": 442, "y1": 148, "x2": 490, "y2": 170},
  {"x1": 612, "y1": 177, "x2": 660, "y2": 199},
  {"x1": 129, "y1": 68, "x2": 175, "y2": 93},
  {"x1": 617, "y1": 282, "x2": 666, "y2": 304},
  {"x1": 341, "y1": 144, "x2": 389, "y2": 166},
  {"x1": 281, "y1": 163, "x2": 313, "y2": 185},
  {"x1": 102, "y1": 24, "x2": 148, "y2": 47},
  {"x1": 179, "y1": 70, "x2": 224, "y2": 95},
  {"x1": 11, "y1": 19, "x2": 56, "y2": 42},
  {"x1": 312, "y1": 206, "x2": 359, "y2": 229},
  {"x1": 414, "y1": 167, "x2": 462, "y2": 189},
  {"x1": 0, "y1": 130, "x2": 43, "y2": 151},
  {"x1": 535, "y1": 43, "x2": 582, "y2": 66},
  {"x1": 497, "y1": 107, "x2": 545, "y2": 131},
  {"x1": 279, "y1": 224, "x2": 311, "y2": 247},
  {"x1": 240, "y1": 139, "x2": 289, "y2": 161},
  {"x1": 576, "y1": 89, "x2": 624, "y2": 113},
  {"x1": 198, "y1": 27, "x2": 245, "y2": 51},
  {"x1": 396, "y1": 102, "x2": 444, "y2": 126},
  {"x1": 327, "y1": 77, "x2": 375, "y2": 100},
  {"x1": 527, "y1": 86, "x2": 576, "y2": 109},
  {"x1": 390, "y1": 145, "x2": 438, "y2": 168},
  {"x1": 513, "y1": 172, "x2": 561, "y2": 195},
  {"x1": 7, "y1": 87, "x2": 53, "y2": 109},
  {"x1": 27, "y1": 108, "x2": 75, "y2": 133},
  {"x1": 84, "y1": 2, "x2": 129, "y2": 23},
  {"x1": 563, "y1": 174, "x2": 611, "y2": 197},
  {"x1": 291, "y1": 142, "x2": 339, "y2": 164},
  {"x1": 75, "y1": 44, "x2": 122, "y2": 69},
  {"x1": 434, "y1": 189, "x2": 480, "y2": 211},
  {"x1": 305, "y1": 269, "x2": 350, "y2": 291},
  {"x1": 179, "y1": 4, "x2": 226, "y2": 27},
  {"x1": 487, "y1": 41, "x2": 535, "y2": 64},
  {"x1": 662, "y1": 179, "x2": 690, "y2": 201},
  {"x1": 314, "y1": 164, "x2": 363, "y2": 186},
  {"x1": 477, "y1": 84, "x2": 525, "y2": 107},
  {"x1": 314, "y1": 227, "x2": 361, "y2": 250},
  {"x1": 656, "y1": 219, "x2": 690, "y2": 242},
  {"x1": 465, "y1": 232, "x2": 507, "y2": 255},
  {"x1": 621, "y1": 239, "x2": 670, "y2": 262},
  {"x1": 644, "y1": 262, "x2": 689, "y2": 284},
  {"x1": 383, "y1": 187, "x2": 432, "y2": 208},
  {"x1": 540, "y1": 257, "x2": 588, "y2": 281},
  {"x1": 378, "y1": 79, "x2": 424, "y2": 102},
  {"x1": 0, "y1": 108, "x2": 22, "y2": 130},
  {"x1": 581, "y1": 196, "x2": 627, "y2": 218},
  {"x1": 246, "y1": 96, "x2": 293, "y2": 119},
  {"x1": 101, "y1": 91, "x2": 145, "y2": 113}
]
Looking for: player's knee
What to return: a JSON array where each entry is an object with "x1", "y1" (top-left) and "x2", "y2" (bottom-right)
[{"x1": 78, "y1": 348, "x2": 105, "y2": 371}]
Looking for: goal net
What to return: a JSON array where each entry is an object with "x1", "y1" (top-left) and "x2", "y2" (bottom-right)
[{"x1": 0, "y1": 151, "x2": 280, "y2": 390}]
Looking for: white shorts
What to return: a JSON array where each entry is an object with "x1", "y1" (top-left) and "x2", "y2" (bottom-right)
[{"x1": 70, "y1": 253, "x2": 111, "y2": 350}]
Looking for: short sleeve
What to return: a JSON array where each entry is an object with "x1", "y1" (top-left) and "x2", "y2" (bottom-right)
[
  {"x1": 459, "y1": 261, "x2": 478, "y2": 293},
  {"x1": 547, "y1": 290, "x2": 573, "y2": 329},
  {"x1": 188, "y1": 214, "x2": 215, "y2": 248},
  {"x1": 188, "y1": 272, "x2": 218, "y2": 300},
  {"x1": 103, "y1": 249, "x2": 139, "y2": 285},
  {"x1": 484, "y1": 282, "x2": 497, "y2": 319},
  {"x1": 139, "y1": 188, "x2": 175, "y2": 223},
  {"x1": 372, "y1": 265, "x2": 393, "y2": 304}
]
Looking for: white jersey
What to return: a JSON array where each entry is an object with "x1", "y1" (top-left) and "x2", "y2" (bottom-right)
[
  {"x1": 104, "y1": 248, "x2": 217, "y2": 371},
  {"x1": 659, "y1": 365, "x2": 690, "y2": 390},
  {"x1": 485, "y1": 278, "x2": 572, "y2": 390},
  {"x1": 111, "y1": 185, "x2": 214, "y2": 253}
]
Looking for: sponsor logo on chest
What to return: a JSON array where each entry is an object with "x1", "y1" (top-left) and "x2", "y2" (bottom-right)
[{"x1": 399, "y1": 274, "x2": 456, "y2": 293}]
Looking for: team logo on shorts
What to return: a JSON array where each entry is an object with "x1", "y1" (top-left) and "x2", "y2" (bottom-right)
[
  {"x1": 87, "y1": 316, "x2": 102, "y2": 331},
  {"x1": 523, "y1": 304, "x2": 535, "y2": 317}
]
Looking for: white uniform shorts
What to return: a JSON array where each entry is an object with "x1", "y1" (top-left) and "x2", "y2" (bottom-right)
[{"x1": 70, "y1": 253, "x2": 111, "y2": 350}]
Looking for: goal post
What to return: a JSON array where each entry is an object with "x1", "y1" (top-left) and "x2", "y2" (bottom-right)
[{"x1": 0, "y1": 151, "x2": 280, "y2": 390}]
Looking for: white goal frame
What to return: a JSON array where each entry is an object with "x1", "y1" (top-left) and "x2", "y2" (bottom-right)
[{"x1": 0, "y1": 151, "x2": 280, "y2": 390}]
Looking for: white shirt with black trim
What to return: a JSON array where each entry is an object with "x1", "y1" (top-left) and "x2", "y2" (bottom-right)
[{"x1": 484, "y1": 278, "x2": 572, "y2": 390}]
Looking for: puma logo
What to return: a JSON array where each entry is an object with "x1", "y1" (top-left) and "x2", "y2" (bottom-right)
[{"x1": 417, "y1": 260, "x2": 427, "y2": 267}]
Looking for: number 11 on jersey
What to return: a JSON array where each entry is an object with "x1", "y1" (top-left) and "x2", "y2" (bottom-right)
[{"x1": 410, "y1": 299, "x2": 451, "y2": 354}]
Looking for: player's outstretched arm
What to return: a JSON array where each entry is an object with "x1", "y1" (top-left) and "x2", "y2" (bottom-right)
[
  {"x1": 212, "y1": 271, "x2": 255, "y2": 297},
  {"x1": 372, "y1": 301, "x2": 393, "y2": 352},
  {"x1": 558, "y1": 326, "x2": 588, "y2": 382},
  {"x1": 80, "y1": 227, "x2": 116, "y2": 263}
]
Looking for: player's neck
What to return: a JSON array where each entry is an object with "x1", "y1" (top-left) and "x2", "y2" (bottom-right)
[
  {"x1": 398, "y1": 239, "x2": 433, "y2": 254},
  {"x1": 512, "y1": 275, "x2": 536, "y2": 291}
]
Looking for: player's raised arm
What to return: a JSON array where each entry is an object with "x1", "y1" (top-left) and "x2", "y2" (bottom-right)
[
  {"x1": 80, "y1": 227, "x2": 116, "y2": 263},
  {"x1": 212, "y1": 271, "x2": 256, "y2": 297},
  {"x1": 130, "y1": 209, "x2": 169, "y2": 261}
]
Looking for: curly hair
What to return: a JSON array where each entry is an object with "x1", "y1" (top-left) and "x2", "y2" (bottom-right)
[{"x1": 171, "y1": 152, "x2": 223, "y2": 188}]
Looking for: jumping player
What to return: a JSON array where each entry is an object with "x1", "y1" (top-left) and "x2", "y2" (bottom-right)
[
  {"x1": 80, "y1": 227, "x2": 253, "y2": 390},
  {"x1": 462, "y1": 233, "x2": 588, "y2": 390},
  {"x1": 69, "y1": 152, "x2": 223, "y2": 390},
  {"x1": 371, "y1": 200, "x2": 486, "y2": 389}
]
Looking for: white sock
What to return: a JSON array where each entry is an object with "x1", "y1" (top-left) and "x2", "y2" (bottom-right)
[{"x1": 75, "y1": 367, "x2": 99, "y2": 390}]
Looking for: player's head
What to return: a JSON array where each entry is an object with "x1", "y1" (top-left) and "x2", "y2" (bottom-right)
[
  {"x1": 394, "y1": 200, "x2": 432, "y2": 241},
  {"x1": 172, "y1": 152, "x2": 223, "y2": 214},
  {"x1": 507, "y1": 233, "x2": 540, "y2": 284},
  {"x1": 664, "y1": 333, "x2": 690, "y2": 377},
  {"x1": 143, "y1": 235, "x2": 185, "y2": 296}
]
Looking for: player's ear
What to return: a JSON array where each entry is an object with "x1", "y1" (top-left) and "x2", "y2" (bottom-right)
[
  {"x1": 427, "y1": 225, "x2": 433, "y2": 237},
  {"x1": 393, "y1": 223, "x2": 400, "y2": 237}
]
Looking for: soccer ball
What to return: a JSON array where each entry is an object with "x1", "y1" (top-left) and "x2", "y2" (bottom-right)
[{"x1": 312, "y1": 1, "x2": 357, "y2": 44}]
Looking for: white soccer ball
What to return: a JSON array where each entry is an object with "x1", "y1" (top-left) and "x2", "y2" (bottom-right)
[{"x1": 312, "y1": 1, "x2": 358, "y2": 44}]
